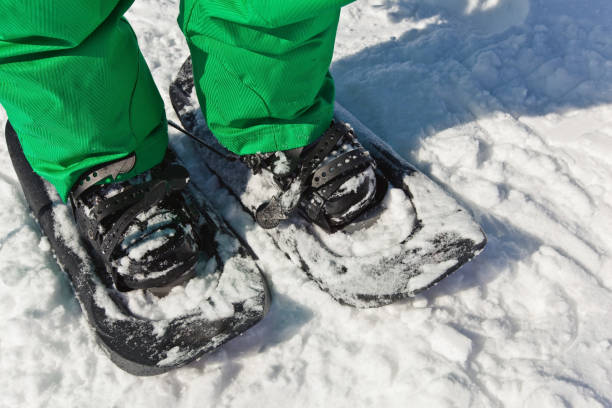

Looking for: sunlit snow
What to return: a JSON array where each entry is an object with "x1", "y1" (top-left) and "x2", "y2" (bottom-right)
[{"x1": 1, "y1": 0, "x2": 611, "y2": 406}]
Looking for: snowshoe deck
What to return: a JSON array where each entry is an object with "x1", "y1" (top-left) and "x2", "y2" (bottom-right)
[
  {"x1": 5, "y1": 122, "x2": 270, "y2": 376},
  {"x1": 170, "y1": 57, "x2": 486, "y2": 308}
]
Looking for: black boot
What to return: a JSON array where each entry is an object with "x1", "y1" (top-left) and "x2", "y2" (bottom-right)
[
  {"x1": 243, "y1": 121, "x2": 387, "y2": 231},
  {"x1": 69, "y1": 151, "x2": 200, "y2": 291}
]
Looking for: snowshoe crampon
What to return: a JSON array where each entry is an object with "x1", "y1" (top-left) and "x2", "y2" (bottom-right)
[
  {"x1": 170, "y1": 57, "x2": 487, "y2": 308},
  {"x1": 5, "y1": 122, "x2": 270, "y2": 376}
]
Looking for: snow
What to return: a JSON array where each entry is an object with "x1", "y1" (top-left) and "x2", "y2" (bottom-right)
[
  {"x1": 124, "y1": 229, "x2": 172, "y2": 261},
  {"x1": 1, "y1": 0, "x2": 612, "y2": 406},
  {"x1": 116, "y1": 237, "x2": 264, "y2": 322},
  {"x1": 314, "y1": 187, "x2": 416, "y2": 257},
  {"x1": 430, "y1": 324, "x2": 473, "y2": 363}
]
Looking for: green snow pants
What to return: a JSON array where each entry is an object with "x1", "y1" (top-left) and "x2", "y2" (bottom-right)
[{"x1": 0, "y1": 0, "x2": 354, "y2": 201}]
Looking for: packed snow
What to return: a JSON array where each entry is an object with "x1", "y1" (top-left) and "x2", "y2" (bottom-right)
[{"x1": 1, "y1": 0, "x2": 612, "y2": 406}]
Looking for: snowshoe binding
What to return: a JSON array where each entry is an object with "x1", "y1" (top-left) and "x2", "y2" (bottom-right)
[
  {"x1": 243, "y1": 121, "x2": 387, "y2": 232},
  {"x1": 69, "y1": 150, "x2": 199, "y2": 292},
  {"x1": 5, "y1": 121, "x2": 270, "y2": 376}
]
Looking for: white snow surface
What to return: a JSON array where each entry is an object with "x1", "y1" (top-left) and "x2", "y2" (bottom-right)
[{"x1": 1, "y1": 0, "x2": 612, "y2": 406}]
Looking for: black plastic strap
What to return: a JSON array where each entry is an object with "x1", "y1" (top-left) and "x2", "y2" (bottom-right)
[
  {"x1": 311, "y1": 148, "x2": 371, "y2": 188},
  {"x1": 303, "y1": 173, "x2": 354, "y2": 222},
  {"x1": 92, "y1": 182, "x2": 150, "y2": 222},
  {"x1": 300, "y1": 122, "x2": 346, "y2": 177},
  {"x1": 98, "y1": 165, "x2": 189, "y2": 261},
  {"x1": 100, "y1": 181, "x2": 167, "y2": 260}
]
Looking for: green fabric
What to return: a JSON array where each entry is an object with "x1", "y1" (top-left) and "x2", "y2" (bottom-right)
[
  {"x1": 0, "y1": 0, "x2": 352, "y2": 201},
  {"x1": 179, "y1": 0, "x2": 353, "y2": 154},
  {"x1": 0, "y1": 0, "x2": 168, "y2": 201}
]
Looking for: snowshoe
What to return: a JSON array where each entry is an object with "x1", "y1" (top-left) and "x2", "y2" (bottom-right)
[
  {"x1": 5, "y1": 121, "x2": 270, "y2": 376},
  {"x1": 170, "y1": 57, "x2": 486, "y2": 308}
]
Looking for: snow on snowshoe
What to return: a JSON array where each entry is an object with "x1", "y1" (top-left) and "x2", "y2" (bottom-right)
[
  {"x1": 170, "y1": 57, "x2": 486, "y2": 308},
  {"x1": 5, "y1": 121, "x2": 270, "y2": 376}
]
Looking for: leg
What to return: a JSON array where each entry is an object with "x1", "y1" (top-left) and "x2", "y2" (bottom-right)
[
  {"x1": 0, "y1": 0, "x2": 167, "y2": 201},
  {"x1": 178, "y1": 0, "x2": 355, "y2": 155},
  {"x1": 176, "y1": 0, "x2": 380, "y2": 231}
]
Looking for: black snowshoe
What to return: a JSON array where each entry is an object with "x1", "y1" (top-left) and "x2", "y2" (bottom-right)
[
  {"x1": 170, "y1": 56, "x2": 487, "y2": 308},
  {"x1": 5, "y1": 121, "x2": 270, "y2": 376}
]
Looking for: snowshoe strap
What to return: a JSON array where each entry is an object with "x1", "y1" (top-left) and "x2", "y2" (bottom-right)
[
  {"x1": 311, "y1": 148, "x2": 371, "y2": 188},
  {"x1": 91, "y1": 165, "x2": 189, "y2": 223},
  {"x1": 300, "y1": 122, "x2": 347, "y2": 178},
  {"x1": 302, "y1": 173, "x2": 355, "y2": 223},
  {"x1": 71, "y1": 157, "x2": 189, "y2": 262},
  {"x1": 99, "y1": 166, "x2": 189, "y2": 261},
  {"x1": 91, "y1": 181, "x2": 158, "y2": 223},
  {"x1": 101, "y1": 166, "x2": 189, "y2": 261},
  {"x1": 100, "y1": 181, "x2": 167, "y2": 260},
  {"x1": 71, "y1": 154, "x2": 136, "y2": 200}
]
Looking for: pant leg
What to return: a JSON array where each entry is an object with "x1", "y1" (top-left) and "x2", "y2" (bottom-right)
[
  {"x1": 0, "y1": 0, "x2": 167, "y2": 201},
  {"x1": 178, "y1": 0, "x2": 354, "y2": 155}
]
